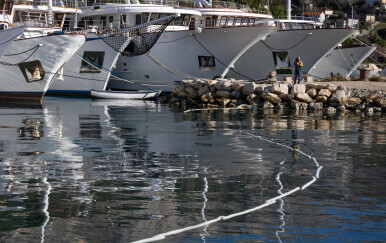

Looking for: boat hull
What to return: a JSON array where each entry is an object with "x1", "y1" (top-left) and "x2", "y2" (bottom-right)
[
  {"x1": 309, "y1": 44, "x2": 377, "y2": 79},
  {"x1": 0, "y1": 25, "x2": 26, "y2": 59},
  {"x1": 229, "y1": 28, "x2": 359, "y2": 81},
  {"x1": 0, "y1": 34, "x2": 85, "y2": 103},
  {"x1": 91, "y1": 90, "x2": 159, "y2": 99},
  {"x1": 48, "y1": 32, "x2": 121, "y2": 96},
  {"x1": 107, "y1": 26, "x2": 278, "y2": 91}
]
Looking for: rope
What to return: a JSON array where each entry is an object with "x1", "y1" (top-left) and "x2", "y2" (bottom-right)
[
  {"x1": 4, "y1": 44, "x2": 40, "y2": 56},
  {"x1": 131, "y1": 120, "x2": 323, "y2": 243},
  {"x1": 146, "y1": 51, "x2": 193, "y2": 79},
  {"x1": 260, "y1": 34, "x2": 311, "y2": 51},
  {"x1": 0, "y1": 45, "x2": 40, "y2": 66},
  {"x1": 337, "y1": 46, "x2": 357, "y2": 76},
  {"x1": 351, "y1": 36, "x2": 386, "y2": 57},
  {"x1": 191, "y1": 34, "x2": 256, "y2": 81},
  {"x1": 156, "y1": 34, "x2": 191, "y2": 44},
  {"x1": 0, "y1": 28, "x2": 24, "y2": 46}
]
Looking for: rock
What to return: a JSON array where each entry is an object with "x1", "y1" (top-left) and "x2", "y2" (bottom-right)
[
  {"x1": 177, "y1": 91, "x2": 188, "y2": 99},
  {"x1": 291, "y1": 100, "x2": 308, "y2": 110},
  {"x1": 328, "y1": 89, "x2": 346, "y2": 106},
  {"x1": 205, "y1": 79, "x2": 217, "y2": 86},
  {"x1": 325, "y1": 84, "x2": 337, "y2": 92},
  {"x1": 198, "y1": 86, "x2": 210, "y2": 96},
  {"x1": 262, "y1": 92, "x2": 281, "y2": 104},
  {"x1": 209, "y1": 85, "x2": 217, "y2": 93},
  {"x1": 231, "y1": 90, "x2": 242, "y2": 99},
  {"x1": 221, "y1": 80, "x2": 232, "y2": 91},
  {"x1": 307, "y1": 83, "x2": 325, "y2": 90},
  {"x1": 200, "y1": 93, "x2": 214, "y2": 103},
  {"x1": 187, "y1": 89, "x2": 198, "y2": 99},
  {"x1": 296, "y1": 92, "x2": 313, "y2": 103},
  {"x1": 316, "y1": 95, "x2": 328, "y2": 103},
  {"x1": 214, "y1": 80, "x2": 223, "y2": 90},
  {"x1": 291, "y1": 84, "x2": 306, "y2": 96},
  {"x1": 185, "y1": 86, "x2": 196, "y2": 95},
  {"x1": 275, "y1": 104, "x2": 284, "y2": 110},
  {"x1": 246, "y1": 93, "x2": 261, "y2": 106},
  {"x1": 216, "y1": 90, "x2": 231, "y2": 99},
  {"x1": 346, "y1": 97, "x2": 362, "y2": 105},
  {"x1": 318, "y1": 89, "x2": 332, "y2": 97},
  {"x1": 373, "y1": 107, "x2": 382, "y2": 112},
  {"x1": 324, "y1": 107, "x2": 336, "y2": 114},
  {"x1": 271, "y1": 83, "x2": 289, "y2": 95},
  {"x1": 194, "y1": 80, "x2": 205, "y2": 90},
  {"x1": 262, "y1": 101, "x2": 275, "y2": 109},
  {"x1": 365, "y1": 107, "x2": 374, "y2": 114},
  {"x1": 306, "y1": 88, "x2": 317, "y2": 98},
  {"x1": 309, "y1": 102, "x2": 323, "y2": 110},
  {"x1": 174, "y1": 84, "x2": 185, "y2": 94},
  {"x1": 336, "y1": 105, "x2": 346, "y2": 112},
  {"x1": 373, "y1": 96, "x2": 386, "y2": 108},
  {"x1": 279, "y1": 93, "x2": 293, "y2": 102},
  {"x1": 217, "y1": 98, "x2": 231, "y2": 107},
  {"x1": 231, "y1": 82, "x2": 243, "y2": 91},
  {"x1": 242, "y1": 82, "x2": 256, "y2": 95}
]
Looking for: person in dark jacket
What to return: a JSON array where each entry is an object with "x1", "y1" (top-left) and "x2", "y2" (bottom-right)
[{"x1": 293, "y1": 56, "x2": 303, "y2": 84}]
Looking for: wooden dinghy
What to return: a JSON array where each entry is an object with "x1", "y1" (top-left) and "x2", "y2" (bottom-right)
[{"x1": 91, "y1": 90, "x2": 160, "y2": 100}]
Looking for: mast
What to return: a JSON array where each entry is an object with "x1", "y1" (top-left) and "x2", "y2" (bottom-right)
[
  {"x1": 287, "y1": 0, "x2": 291, "y2": 20},
  {"x1": 48, "y1": 0, "x2": 53, "y2": 26}
]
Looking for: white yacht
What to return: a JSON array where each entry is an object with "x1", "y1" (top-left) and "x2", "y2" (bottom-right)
[
  {"x1": 228, "y1": 1, "x2": 359, "y2": 81},
  {"x1": 106, "y1": 0, "x2": 278, "y2": 91},
  {"x1": 48, "y1": 2, "x2": 197, "y2": 95},
  {"x1": 309, "y1": 44, "x2": 377, "y2": 79},
  {"x1": 0, "y1": 0, "x2": 86, "y2": 103},
  {"x1": 0, "y1": 25, "x2": 26, "y2": 59}
]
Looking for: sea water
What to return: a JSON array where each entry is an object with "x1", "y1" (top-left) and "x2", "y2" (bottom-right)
[{"x1": 0, "y1": 97, "x2": 385, "y2": 242}]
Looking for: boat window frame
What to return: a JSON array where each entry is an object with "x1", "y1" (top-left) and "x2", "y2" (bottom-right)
[
  {"x1": 227, "y1": 16, "x2": 235, "y2": 26},
  {"x1": 235, "y1": 17, "x2": 242, "y2": 26},
  {"x1": 219, "y1": 16, "x2": 227, "y2": 27}
]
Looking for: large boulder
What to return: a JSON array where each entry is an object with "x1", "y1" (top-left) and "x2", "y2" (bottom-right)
[
  {"x1": 324, "y1": 107, "x2": 336, "y2": 114},
  {"x1": 177, "y1": 91, "x2": 188, "y2": 99},
  {"x1": 296, "y1": 92, "x2": 313, "y2": 103},
  {"x1": 325, "y1": 84, "x2": 337, "y2": 92},
  {"x1": 271, "y1": 83, "x2": 289, "y2": 95},
  {"x1": 216, "y1": 90, "x2": 231, "y2": 99},
  {"x1": 262, "y1": 92, "x2": 281, "y2": 104},
  {"x1": 246, "y1": 93, "x2": 262, "y2": 106},
  {"x1": 220, "y1": 80, "x2": 232, "y2": 91},
  {"x1": 174, "y1": 84, "x2": 185, "y2": 94},
  {"x1": 185, "y1": 86, "x2": 196, "y2": 95},
  {"x1": 373, "y1": 96, "x2": 386, "y2": 108},
  {"x1": 318, "y1": 89, "x2": 332, "y2": 97},
  {"x1": 306, "y1": 88, "x2": 317, "y2": 98},
  {"x1": 205, "y1": 79, "x2": 217, "y2": 87},
  {"x1": 200, "y1": 93, "x2": 214, "y2": 103},
  {"x1": 291, "y1": 84, "x2": 306, "y2": 96},
  {"x1": 187, "y1": 88, "x2": 198, "y2": 99},
  {"x1": 242, "y1": 82, "x2": 256, "y2": 95},
  {"x1": 194, "y1": 80, "x2": 205, "y2": 90},
  {"x1": 291, "y1": 100, "x2": 308, "y2": 110},
  {"x1": 231, "y1": 90, "x2": 242, "y2": 99},
  {"x1": 198, "y1": 86, "x2": 210, "y2": 96},
  {"x1": 307, "y1": 83, "x2": 325, "y2": 90},
  {"x1": 316, "y1": 95, "x2": 328, "y2": 103},
  {"x1": 279, "y1": 93, "x2": 294, "y2": 102},
  {"x1": 231, "y1": 82, "x2": 243, "y2": 91},
  {"x1": 329, "y1": 89, "x2": 347, "y2": 106}
]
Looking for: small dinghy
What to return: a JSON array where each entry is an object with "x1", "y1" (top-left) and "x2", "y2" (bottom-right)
[{"x1": 91, "y1": 90, "x2": 160, "y2": 100}]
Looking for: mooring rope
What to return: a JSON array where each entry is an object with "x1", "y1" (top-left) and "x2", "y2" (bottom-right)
[
  {"x1": 337, "y1": 46, "x2": 357, "y2": 77},
  {"x1": 0, "y1": 44, "x2": 41, "y2": 66},
  {"x1": 351, "y1": 36, "x2": 386, "y2": 57},
  {"x1": 260, "y1": 33, "x2": 311, "y2": 51},
  {"x1": 146, "y1": 51, "x2": 194, "y2": 79},
  {"x1": 131, "y1": 118, "x2": 323, "y2": 243}
]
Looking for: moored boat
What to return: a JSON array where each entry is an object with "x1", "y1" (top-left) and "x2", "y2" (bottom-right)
[{"x1": 91, "y1": 90, "x2": 160, "y2": 100}]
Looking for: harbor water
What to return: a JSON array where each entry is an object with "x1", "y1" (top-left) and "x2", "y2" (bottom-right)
[{"x1": 0, "y1": 97, "x2": 385, "y2": 242}]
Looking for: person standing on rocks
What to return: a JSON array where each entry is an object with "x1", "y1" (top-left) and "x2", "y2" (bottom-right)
[{"x1": 293, "y1": 56, "x2": 303, "y2": 85}]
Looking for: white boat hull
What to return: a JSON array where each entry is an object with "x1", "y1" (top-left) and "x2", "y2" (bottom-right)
[
  {"x1": 229, "y1": 28, "x2": 359, "y2": 81},
  {"x1": 0, "y1": 34, "x2": 85, "y2": 102},
  {"x1": 91, "y1": 90, "x2": 159, "y2": 99},
  {"x1": 309, "y1": 44, "x2": 377, "y2": 79},
  {"x1": 107, "y1": 26, "x2": 278, "y2": 91},
  {"x1": 0, "y1": 25, "x2": 26, "y2": 59},
  {"x1": 48, "y1": 32, "x2": 121, "y2": 96}
]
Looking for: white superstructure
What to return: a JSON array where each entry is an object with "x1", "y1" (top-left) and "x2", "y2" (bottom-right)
[
  {"x1": 107, "y1": 0, "x2": 277, "y2": 91},
  {"x1": 310, "y1": 44, "x2": 377, "y2": 79}
]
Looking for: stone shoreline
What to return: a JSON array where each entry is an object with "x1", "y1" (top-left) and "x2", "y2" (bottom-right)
[{"x1": 169, "y1": 79, "x2": 386, "y2": 114}]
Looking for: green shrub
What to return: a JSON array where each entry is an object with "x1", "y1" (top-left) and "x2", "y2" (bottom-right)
[{"x1": 369, "y1": 75, "x2": 381, "y2": 82}]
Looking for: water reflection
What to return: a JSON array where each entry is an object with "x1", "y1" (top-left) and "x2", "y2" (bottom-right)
[{"x1": 0, "y1": 98, "x2": 384, "y2": 242}]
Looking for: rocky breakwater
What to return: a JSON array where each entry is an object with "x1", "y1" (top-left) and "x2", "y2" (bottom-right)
[{"x1": 171, "y1": 79, "x2": 386, "y2": 114}]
